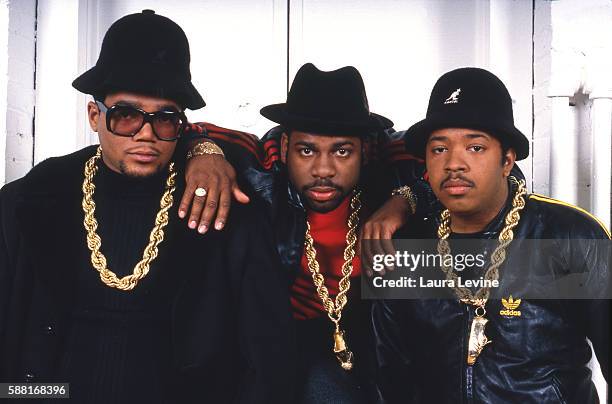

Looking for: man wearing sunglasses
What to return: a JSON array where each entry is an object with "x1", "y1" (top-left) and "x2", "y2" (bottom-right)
[
  {"x1": 0, "y1": 10, "x2": 294, "y2": 404},
  {"x1": 95, "y1": 99, "x2": 186, "y2": 142},
  {"x1": 91, "y1": 98, "x2": 187, "y2": 176}
]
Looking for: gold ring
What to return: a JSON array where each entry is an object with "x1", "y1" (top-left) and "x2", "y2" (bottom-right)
[{"x1": 194, "y1": 187, "x2": 207, "y2": 197}]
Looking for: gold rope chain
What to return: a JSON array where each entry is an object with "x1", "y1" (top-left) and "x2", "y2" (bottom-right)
[
  {"x1": 81, "y1": 146, "x2": 177, "y2": 291},
  {"x1": 436, "y1": 177, "x2": 527, "y2": 306},
  {"x1": 304, "y1": 190, "x2": 361, "y2": 370}
]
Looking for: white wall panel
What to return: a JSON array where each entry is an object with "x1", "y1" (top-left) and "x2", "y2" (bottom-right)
[
  {"x1": 533, "y1": 0, "x2": 552, "y2": 196},
  {"x1": 489, "y1": 0, "x2": 533, "y2": 188},
  {"x1": 34, "y1": 0, "x2": 82, "y2": 163},
  {"x1": 5, "y1": 0, "x2": 36, "y2": 182}
]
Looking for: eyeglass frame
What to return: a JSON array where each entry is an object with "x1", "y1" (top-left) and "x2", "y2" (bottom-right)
[{"x1": 95, "y1": 100, "x2": 187, "y2": 141}]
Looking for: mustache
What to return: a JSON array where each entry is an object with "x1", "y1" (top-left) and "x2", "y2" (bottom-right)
[
  {"x1": 302, "y1": 179, "x2": 343, "y2": 192},
  {"x1": 125, "y1": 147, "x2": 161, "y2": 156},
  {"x1": 440, "y1": 174, "x2": 476, "y2": 190}
]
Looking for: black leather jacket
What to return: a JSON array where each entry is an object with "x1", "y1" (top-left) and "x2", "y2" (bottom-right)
[{"x1": 372, "y1": 183, "x2": 610, "y2": 404}]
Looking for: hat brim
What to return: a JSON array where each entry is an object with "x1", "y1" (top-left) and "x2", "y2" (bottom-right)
[
  {"x1": 405, "y1": 112, "x2": 529, "y2": 161},
  {"x1": 72, "y1": 65, "x2": 206, "y2": 110},
  {"x1": 260, "y1": 103, "x2": 393, "y2": 135}
]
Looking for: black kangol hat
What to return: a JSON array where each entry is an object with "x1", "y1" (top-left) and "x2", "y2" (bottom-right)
[
  {"x1": 72, "y1": 10, "x2": 205, "y2": 110},
  {"x1": 405, "y1": 67, "x2": 529, "y2": 160},
  {"x1": 261, "y1": 63, "x2": 393, "y2": 136}
]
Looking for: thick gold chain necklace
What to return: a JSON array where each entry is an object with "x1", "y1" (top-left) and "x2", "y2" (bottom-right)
[
  {"x1": 437, "y1": 177, "x2": 526, "y2": 365},
  {"x1": 81, "y1": 146, "x2": 177, "y2": 291},
  {"x1": 303, "y1": 191, "x2": 361, "y2": 371}
]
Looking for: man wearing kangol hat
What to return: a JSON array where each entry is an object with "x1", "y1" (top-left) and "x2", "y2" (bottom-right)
[
  {"x1": 71, "y1": 10, "x2": 205, "y2": 110},
  {"x1": 72, "y1": 9, "x2": 251, "y2": 234},
  {"x1": 403, "y1": 67, "x2": 529, "y2": 161},
  {"x1": 0, "y1": 10, "x2": 294, "y2": 404},
  {"x1": 372, "y1": 67, "x2": 610, "y2": 403}
]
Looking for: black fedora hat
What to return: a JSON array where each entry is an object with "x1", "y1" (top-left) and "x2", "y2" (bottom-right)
[
  {"x1": 405, "y1": 67, "x2": 529, "y2": 160},
  {"x1": 72, "y1": 10, "x2": 205, "y2": 110},
  {"x1": 261, "y1": 63, "x2": 393, "y2": 136}
]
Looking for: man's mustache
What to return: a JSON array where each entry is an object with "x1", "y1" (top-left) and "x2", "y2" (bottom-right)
[
  {"x1": 302, "y1": 179, "x2": 343, "y2": 192},
  {"x1": 439, "y1": 174, "x2": 476, "y2": 190}
]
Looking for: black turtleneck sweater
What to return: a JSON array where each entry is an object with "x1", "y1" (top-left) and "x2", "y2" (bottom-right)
[{"x1": 57, "y1": 161, "x2": 179, "y2": 404}]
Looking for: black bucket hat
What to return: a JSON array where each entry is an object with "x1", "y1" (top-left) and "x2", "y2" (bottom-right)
[
  {"x1": 72, "y1": 10, "x2": 205, "y2": 110},
  {"x1": 261, "y1": 63, "x2": 393, "y2": 136},
  {"x1": 405, "y1": 67, "x2": 529, "y2": 160}
]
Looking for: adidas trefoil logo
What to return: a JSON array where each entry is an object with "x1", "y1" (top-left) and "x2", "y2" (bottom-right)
[
  {"x1": 500, "y1": 295, "x2": 522, "y2": 317},
  {"x1": 444, "y1": 88, "x2": 461, "y2": 104}
]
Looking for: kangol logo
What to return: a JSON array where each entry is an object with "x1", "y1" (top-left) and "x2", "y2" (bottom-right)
[
  {"x1": 444, "y1": 88, "x2": 461, "y2": 104},
  {"x1": 500, "y1": 295, "x2": 522, "y2": 317}
]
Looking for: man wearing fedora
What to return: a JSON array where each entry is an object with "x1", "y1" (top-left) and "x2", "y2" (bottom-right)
[
  {"x1": 191, "y1": 62, "x2": 426, "y2": 403},
  {"x1": 0, "y1": 10, "x2": 294, "y2": 404},
  {"x1": 372, "y1": 67, "x2": 610, "y2": 403},
  {"x1": 261, "y1": 63, "x2": 399, "y2": 403}
]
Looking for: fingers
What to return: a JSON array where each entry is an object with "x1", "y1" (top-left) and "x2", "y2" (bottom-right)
[
  {"x1": 188, "y1": 184, "x2": 212, "y2": 232},
  {"x1": 380, "y1": 228, "x2": 397, "y2": 259},
  {"x1": 212, "y1": 181, "x2": 232, "y2": 231},
  {"x1": 362, "y1": 222, "x2": 388, "y2": 277},
  {"x1": 232, "y1": 185, "x2": 250, "y2": 204},
  {"x1": 371, "y1": 234, "x2": 389, "y2": 275},
  {"x1": 193, "y1": 182, "x2": 248, "y2": 234},
  {"x1": 182, "y1": 154, "x2": 239, "y2": 234},
  {"x1": 379, "y1": 219, "x2": 399, "y2": 262},
  {"x1": 178, "y1": 183, "x2": 197, "y2": 219},
  {"x1": 197, "y1": 178, "x2": 221, "y2": 234},
  {"x1": 367, "y1": 221, "x2": 402, "y2": 275},
  {"x1": 361, "y1": 223, "x2": 374, "y2": 277}
]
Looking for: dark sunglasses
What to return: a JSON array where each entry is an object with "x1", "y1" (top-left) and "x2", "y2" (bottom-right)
[{"x1": 95, "y1": 100, "x2": 186, "y2": 141}]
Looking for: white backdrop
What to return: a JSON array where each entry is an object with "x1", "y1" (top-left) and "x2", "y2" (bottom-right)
[{"x1": 0, "y1": 0, "x2": 610, "y2": 401}]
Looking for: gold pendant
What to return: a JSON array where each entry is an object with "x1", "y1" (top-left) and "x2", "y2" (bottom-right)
[
  {"x1": 467, "y1": 306, "x2": 491, "y2": 365},
  {"x1": 333, "y1": 329, "x2": 354, "y2": 371}
]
